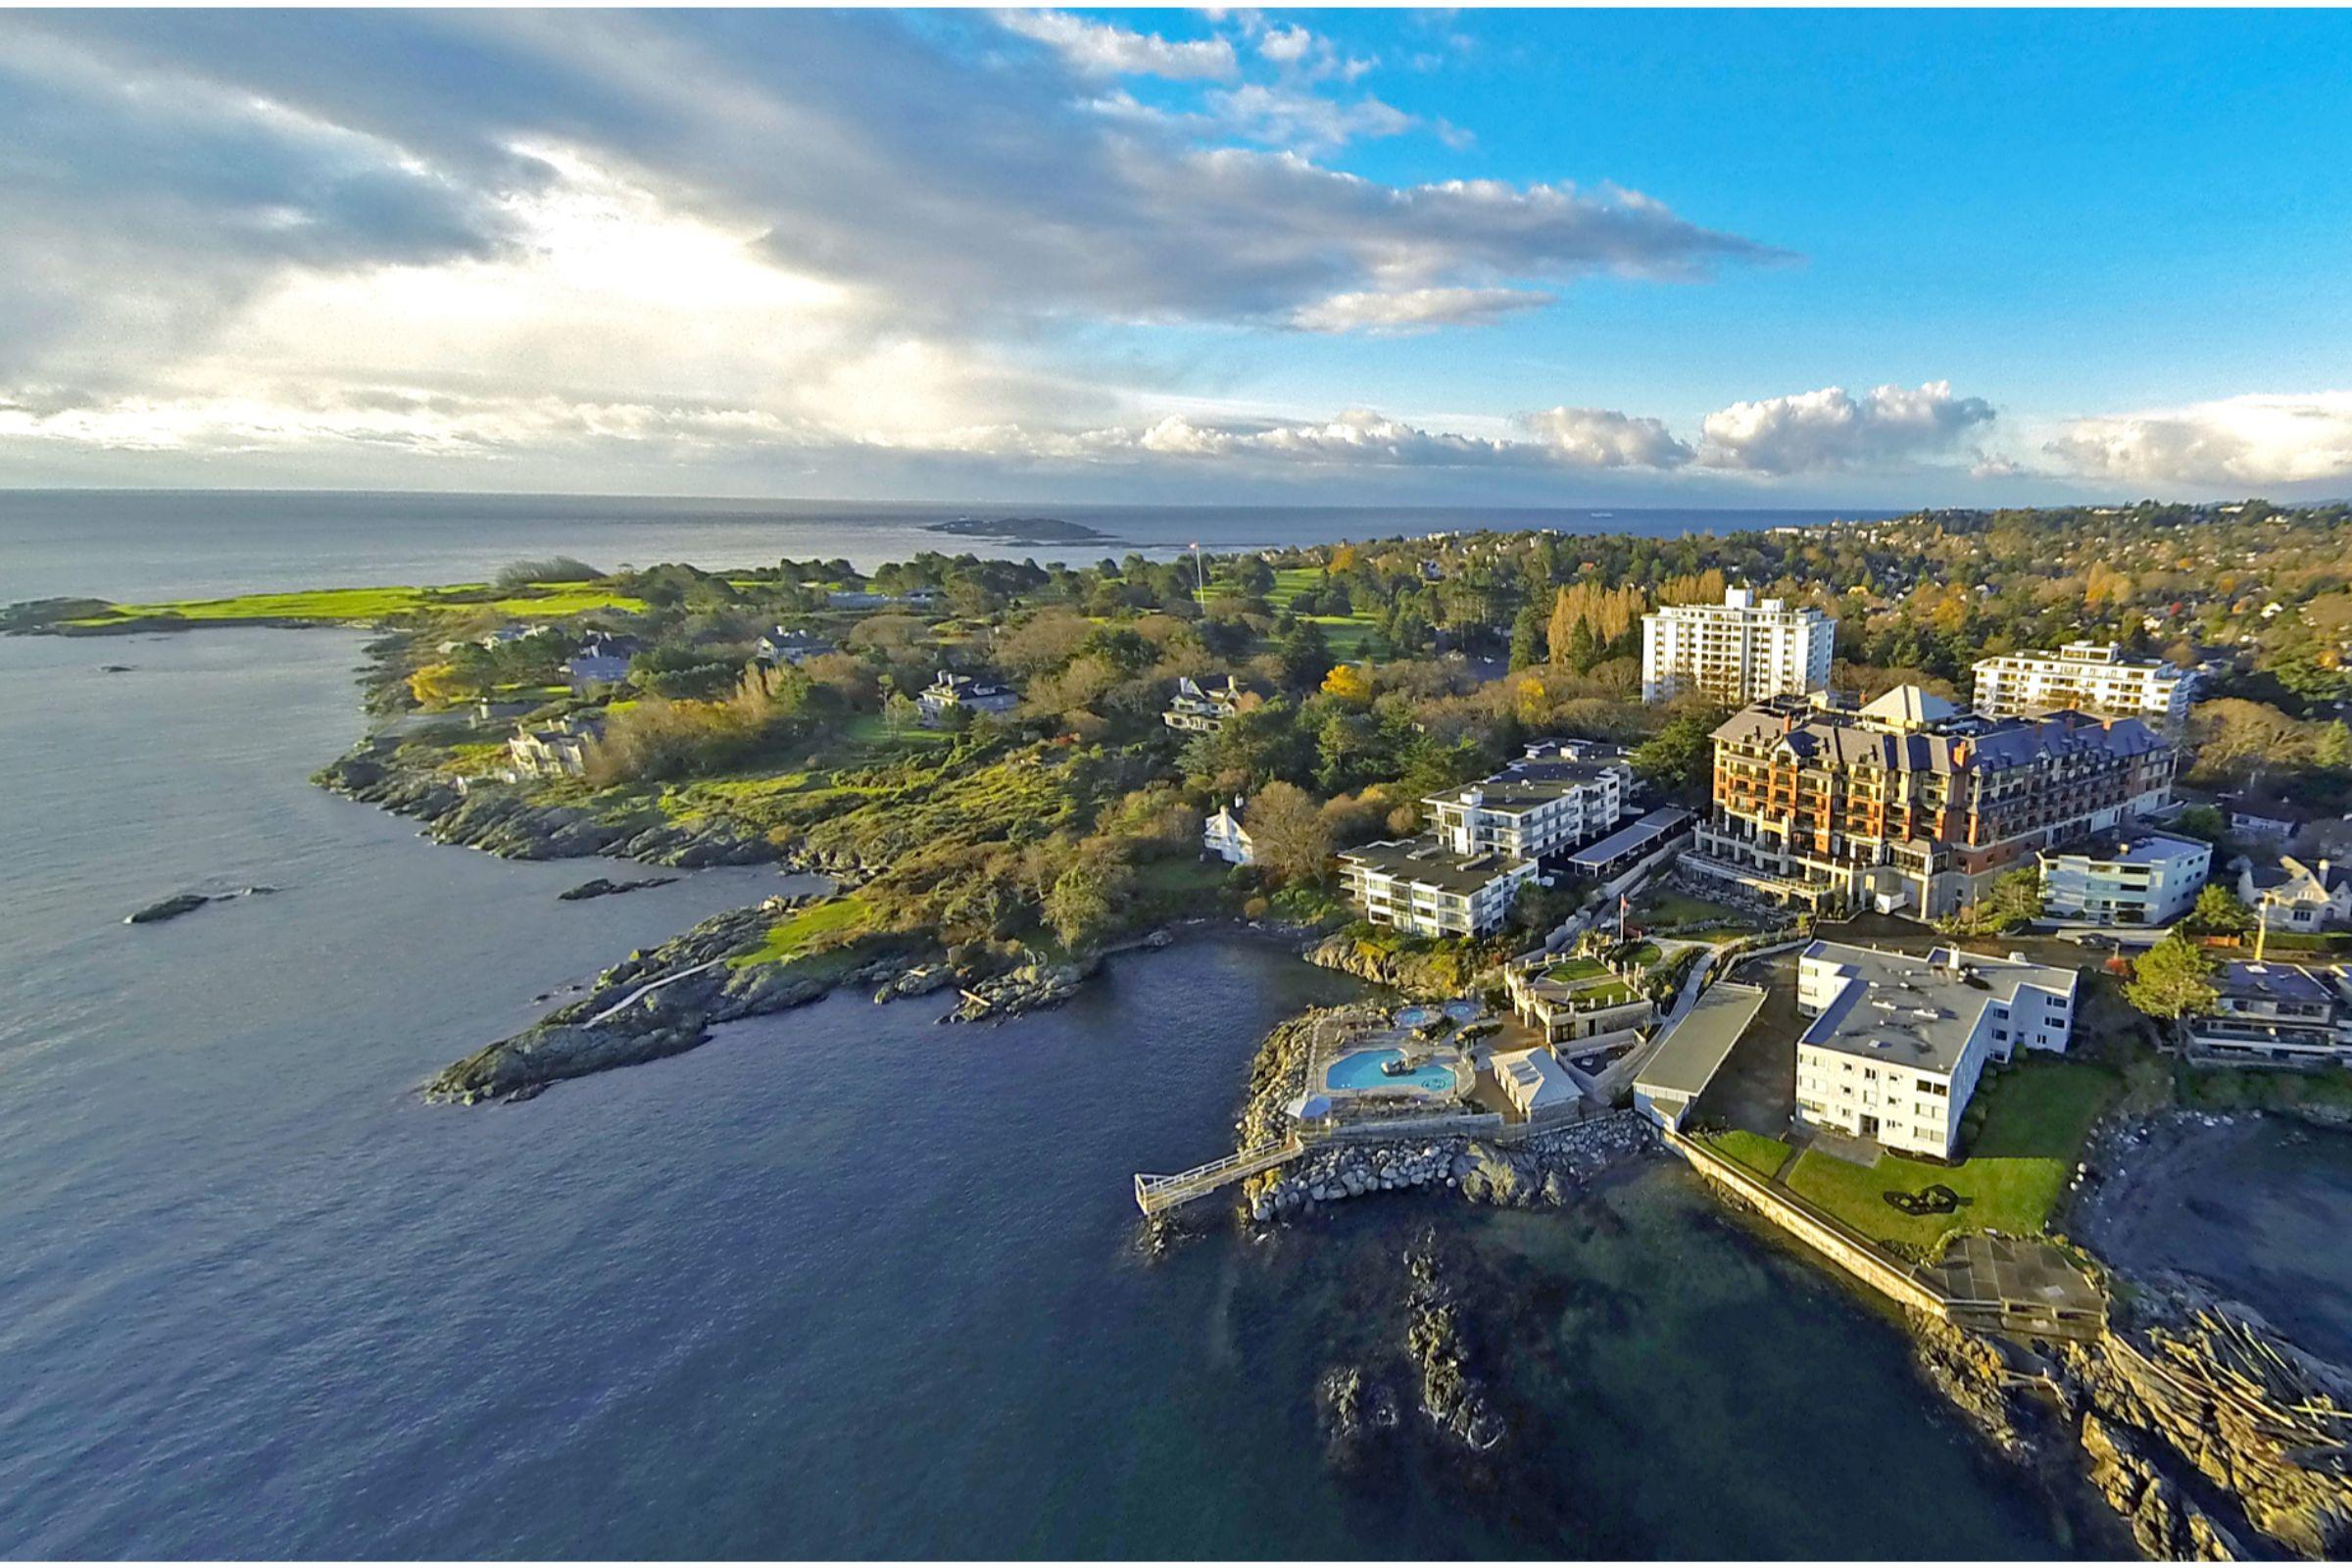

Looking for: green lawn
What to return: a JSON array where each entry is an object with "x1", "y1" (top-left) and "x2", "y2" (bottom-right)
[
  {"x1": 1784, "y1": 1058, "x2": 2120, "y2": 1250},
  {"x1": 70, "y1": 581, "x2": 646, "y2": 626},
  {"x1": 1705, "y1": 1130, "x2": 1795, "y2": 1183},
  {"x1": 1618, "y1": 940, "x2": 1665, "y2": 968},
  {"x1": 1199, "y1": 567, "x2": 1382, "y2": 657},
  {"x1": 728, "y1": 893, "x2": 877, "y2": 968},
  {"x1": 1545, "y1": 956, "x2": 1610, "y2": 984},
  {"x1": 1633, "y1": 891, "x2": 1754, "y2": 928}
]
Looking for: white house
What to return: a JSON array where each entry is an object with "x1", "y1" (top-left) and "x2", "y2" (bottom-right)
[
  {"x1": 2237, "y1": 856, "x2": 2352, "y2": 933},
  {"x1": 507, "y1": 714, "x2": 604, "y2": 780},
  {"x1": 1203, "y1": 800, "x2": 1254, "y2": 866},
  {"x1": 1793, "y1": 941, "x2": 2077, "y2": 1159},
  {"x1": 916, "y1": 670, "x2": 1019, "y2": 727},
  {"x1": 1641, "y1": 587, "x2": 1835, "y2": 706},
  {"x1": 1971, "y1": 642, "x2": 2197, "y2": 732},
  {"x1": 2037, "y1": 830, "x2": 2212, "y2": 926},
  {"x1": 1163, "y1": 674, "x2": 1246, "y2": 733}
]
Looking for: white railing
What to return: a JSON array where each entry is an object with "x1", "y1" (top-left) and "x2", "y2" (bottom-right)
[{"x1": 1133, "y1": 1136, "x2": 1304, "y2": 1215}]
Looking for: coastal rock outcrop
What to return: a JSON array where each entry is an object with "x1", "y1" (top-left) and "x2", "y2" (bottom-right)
[
  {"x1": 1403, "y1": 1243, "x2": 1505, "y2": 1453},
  {"x1": 2081, "y1": 1413, "x2": 2243, "y2": 1561},
  {"x1": 315, "y1": 747, "x2": 777, "y2": 868},
  {"x1": 126, "y1": 892, "x2": 212, "y2": 925},
  {"x1": 1302, "y1": 930, "x2": 1495, "y2": 999},
  {"x1": 558, "y1": 875, "x2": 677, "y2": 901},
  {"x1": 425, "y1": 897, "x2": 867, "y2": 1102}
]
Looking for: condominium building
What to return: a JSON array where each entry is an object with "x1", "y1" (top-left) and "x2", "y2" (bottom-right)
[
  {"x1": 2038, "y1": 830, "x2": 2212, "y2": 927},
  {"x1": 1794, "y1": 941, "x2": 2077, "y2": 1159},
  {"x1": 1424, "y1": 739, "x2": 1629, "y2": 861},
  {"x1": 2182, "y1": 961, "x2": 2352, "y2": 1066},
  {"x1": 1337, "y1": 840, "x2": 1537, "y2": 939},
  {"x1": 1641, "y1": 587, "x2": 1835, "y2": 706},
  {"x1": 1689, "y1": 685, "x2": 2178, "y2": 920},
  {"x1": 1971, "y1": 642, "x2": 2197, "y2": 731}
]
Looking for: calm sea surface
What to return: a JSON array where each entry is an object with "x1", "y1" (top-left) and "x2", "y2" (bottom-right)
[
  {"x1": 0, "y1": 490, "x2": 1889, "y2": 605},
  {"x1": 0, "y1": 625, "x2": 2090, "y2": 1557}
]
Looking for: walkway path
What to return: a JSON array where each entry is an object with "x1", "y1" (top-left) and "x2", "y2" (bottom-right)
[
  {"x1": 1590, "y1": 947, "x2": 1720, "y2": 1103},
  {"x1": 584, "y1": 957, "x2": 727, "y2": 1027}
]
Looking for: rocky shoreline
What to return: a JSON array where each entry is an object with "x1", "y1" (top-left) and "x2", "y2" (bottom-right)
[
  {"x1": 1908, "y1": 1270, "x2": 2352, "y2": 1561},
  {"x1": 316, "y1": 745, "x2": 780, "y2": 868},
  {"x1": 1250, "y1": 1113, "x2": 1657, "y2": 1222}
]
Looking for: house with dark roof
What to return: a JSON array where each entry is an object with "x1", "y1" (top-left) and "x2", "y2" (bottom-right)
[
  {"x1": 916, "y1": 669, "x2": 1019, "y2": 727},
  {"x1": 2235, "y1": 856, "x2": 2352, "y2": 932},
  {"x1": 2182, "y1": 960, "x2": 2352, "y2": 1065},
  {"x1": 756, "y1": 626, "x2": 836, "y2": 666}
]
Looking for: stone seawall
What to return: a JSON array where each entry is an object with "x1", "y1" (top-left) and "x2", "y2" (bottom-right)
[{"x1": 1250, "y1": 1111, "x2": 1655, "y2": 1223}]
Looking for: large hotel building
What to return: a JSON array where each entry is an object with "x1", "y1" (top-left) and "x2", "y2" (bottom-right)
[
  {"x1": 1688, "y1": 686, "x2": 2178, "y2": 919},
  {"x1": 1641, "y1": 587, "x2": 1836, "y2": 706}
]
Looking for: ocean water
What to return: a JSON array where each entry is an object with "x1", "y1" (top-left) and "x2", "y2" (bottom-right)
[
  {"x1": 0, "y1": 490, "x2": 1887, "y2": 605},
  {"x1": 0, "y1": 626, "x2": 2086, "y2": 1557}
]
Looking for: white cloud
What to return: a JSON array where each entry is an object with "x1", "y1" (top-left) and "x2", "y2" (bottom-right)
[
  {"x1": 1698, "y1": 380, "x2": 1994, "y2": 473},
  {"x1": 1290, "y1": 286, "x2": 1546, "y2": 334},
  {"x1": 1201, "y1": 81, "x2": 1415, "y2": 153},
  {"x1": 1521, "y1": 407, "x2": 1694, "y2": 469},
  {"x1": 2043, "y1": 391, "x2": 2352, "y2": 486},
  {"x1": 993, "y1": 10, "x2": 1237, "y2": 80}
]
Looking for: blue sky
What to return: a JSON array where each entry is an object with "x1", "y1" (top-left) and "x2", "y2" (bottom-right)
[{"x1": 2, "y1": 8, "x2": 2348, "y2": 505}]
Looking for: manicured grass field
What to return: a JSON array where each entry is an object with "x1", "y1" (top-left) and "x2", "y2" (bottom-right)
[
  {"x1": 1633, "y1": 891, "x2": 1754, "y2": 928},
  {"x1": 1704, "y1": 1129, "x2": 1794, "y2": 1183},
  {"x1": 1784, "y1": 1057, "x2": 2120, "y2": 1250},
  {"x1": 1200, "y1": 566, "x2": 1383, "y2": 658},
  {"x1": 1545, "y1": 956, "x2": 1610, "y2": 984},
  {"x1": 1618, "y1": 940, "x2": 1665, "y2": 968},
  {"x1": 72, "y1": 582, "x2": 646, "y2": 626}
]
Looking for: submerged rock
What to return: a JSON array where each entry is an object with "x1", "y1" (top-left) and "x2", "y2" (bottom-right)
[
  {"x1": 125, "y1": 892, "x2": 210, "y2": 925},
  {"x1": 558, "y1": 875, "x2": 678, "y2": 902}
]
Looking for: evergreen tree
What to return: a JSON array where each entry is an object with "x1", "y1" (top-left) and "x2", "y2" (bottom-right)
[{"x1": 2125, "y1": 934, "x2": 2221, "y2": 1020}]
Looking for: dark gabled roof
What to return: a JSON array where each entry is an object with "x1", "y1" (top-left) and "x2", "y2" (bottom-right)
[{"x1": 1711, "y1": 703, "x2": 2168, "y2": 776}]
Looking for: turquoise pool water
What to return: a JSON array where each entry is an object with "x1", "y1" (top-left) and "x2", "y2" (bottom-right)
[
  {"x1": 1325, "y1": 1048, "x2": 1454, "y2": 1093},
  {"x1": 1394, "y1": 1005, "x2": 1439, "y2": 1029}
]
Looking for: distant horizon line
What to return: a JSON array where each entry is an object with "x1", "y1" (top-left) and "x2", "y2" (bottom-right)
[{"x1": 2, "y1": 483, "x2": 2127, "y2": 515}]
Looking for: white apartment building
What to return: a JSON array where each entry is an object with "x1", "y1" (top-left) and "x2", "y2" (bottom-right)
[
  {"x1": 1641, "y1": 587, "x2": 1835, "y2": 706},
  {"x1": 1971, "y1": 642, "x2": 2197, "y2": 731},
  {"x1": 1424, "y1": 740, "x2": 1628, "y2": 861},
  {"x1": 2038, "y1": 830, "x2": 2212, "y2": 927},
  {"x1": 1337, "y1": 840, "x2": 1538, "y2": 939},
  {"x1": 1793, "y1": 941, "x2": 2077, "y2": 1159}
]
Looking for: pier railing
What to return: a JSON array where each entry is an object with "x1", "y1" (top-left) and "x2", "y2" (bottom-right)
[{"x1": 1134, "y1": 1137, "x2": 1304, "y2": 1216}]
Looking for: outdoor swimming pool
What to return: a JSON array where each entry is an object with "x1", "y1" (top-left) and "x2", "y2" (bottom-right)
[
  {"x1": 1324, "y1": 1048, "x2": 1457, "y2": 1094},
  {"x1": 1394, "y1": 1005, "x2": 1440, "y2": 1029}
]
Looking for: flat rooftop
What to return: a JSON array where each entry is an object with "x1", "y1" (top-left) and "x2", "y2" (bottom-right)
[
  {"x1": 1797, "y1": 941, "x2": 2077, "y2": 1076},
  {"x1": 2042, "y1": 830, "x2": 2209, "y2": 867},
  {"x1": 1427, "y1": 756, "x2": 1622, "y2": 814},
  {"x1": 1566, "y1": 807, "x2": 1694, "y2": 871},
  {"x1": 1637, "y1": 981, "x2": 1768, "y2": 1101},
  {"x1": 1338, "y1": 838, "x2": 1531, "y2": 895},
  {"x1": 2218, "y1": 961, "x2": 2340, "y2": 1006}
]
